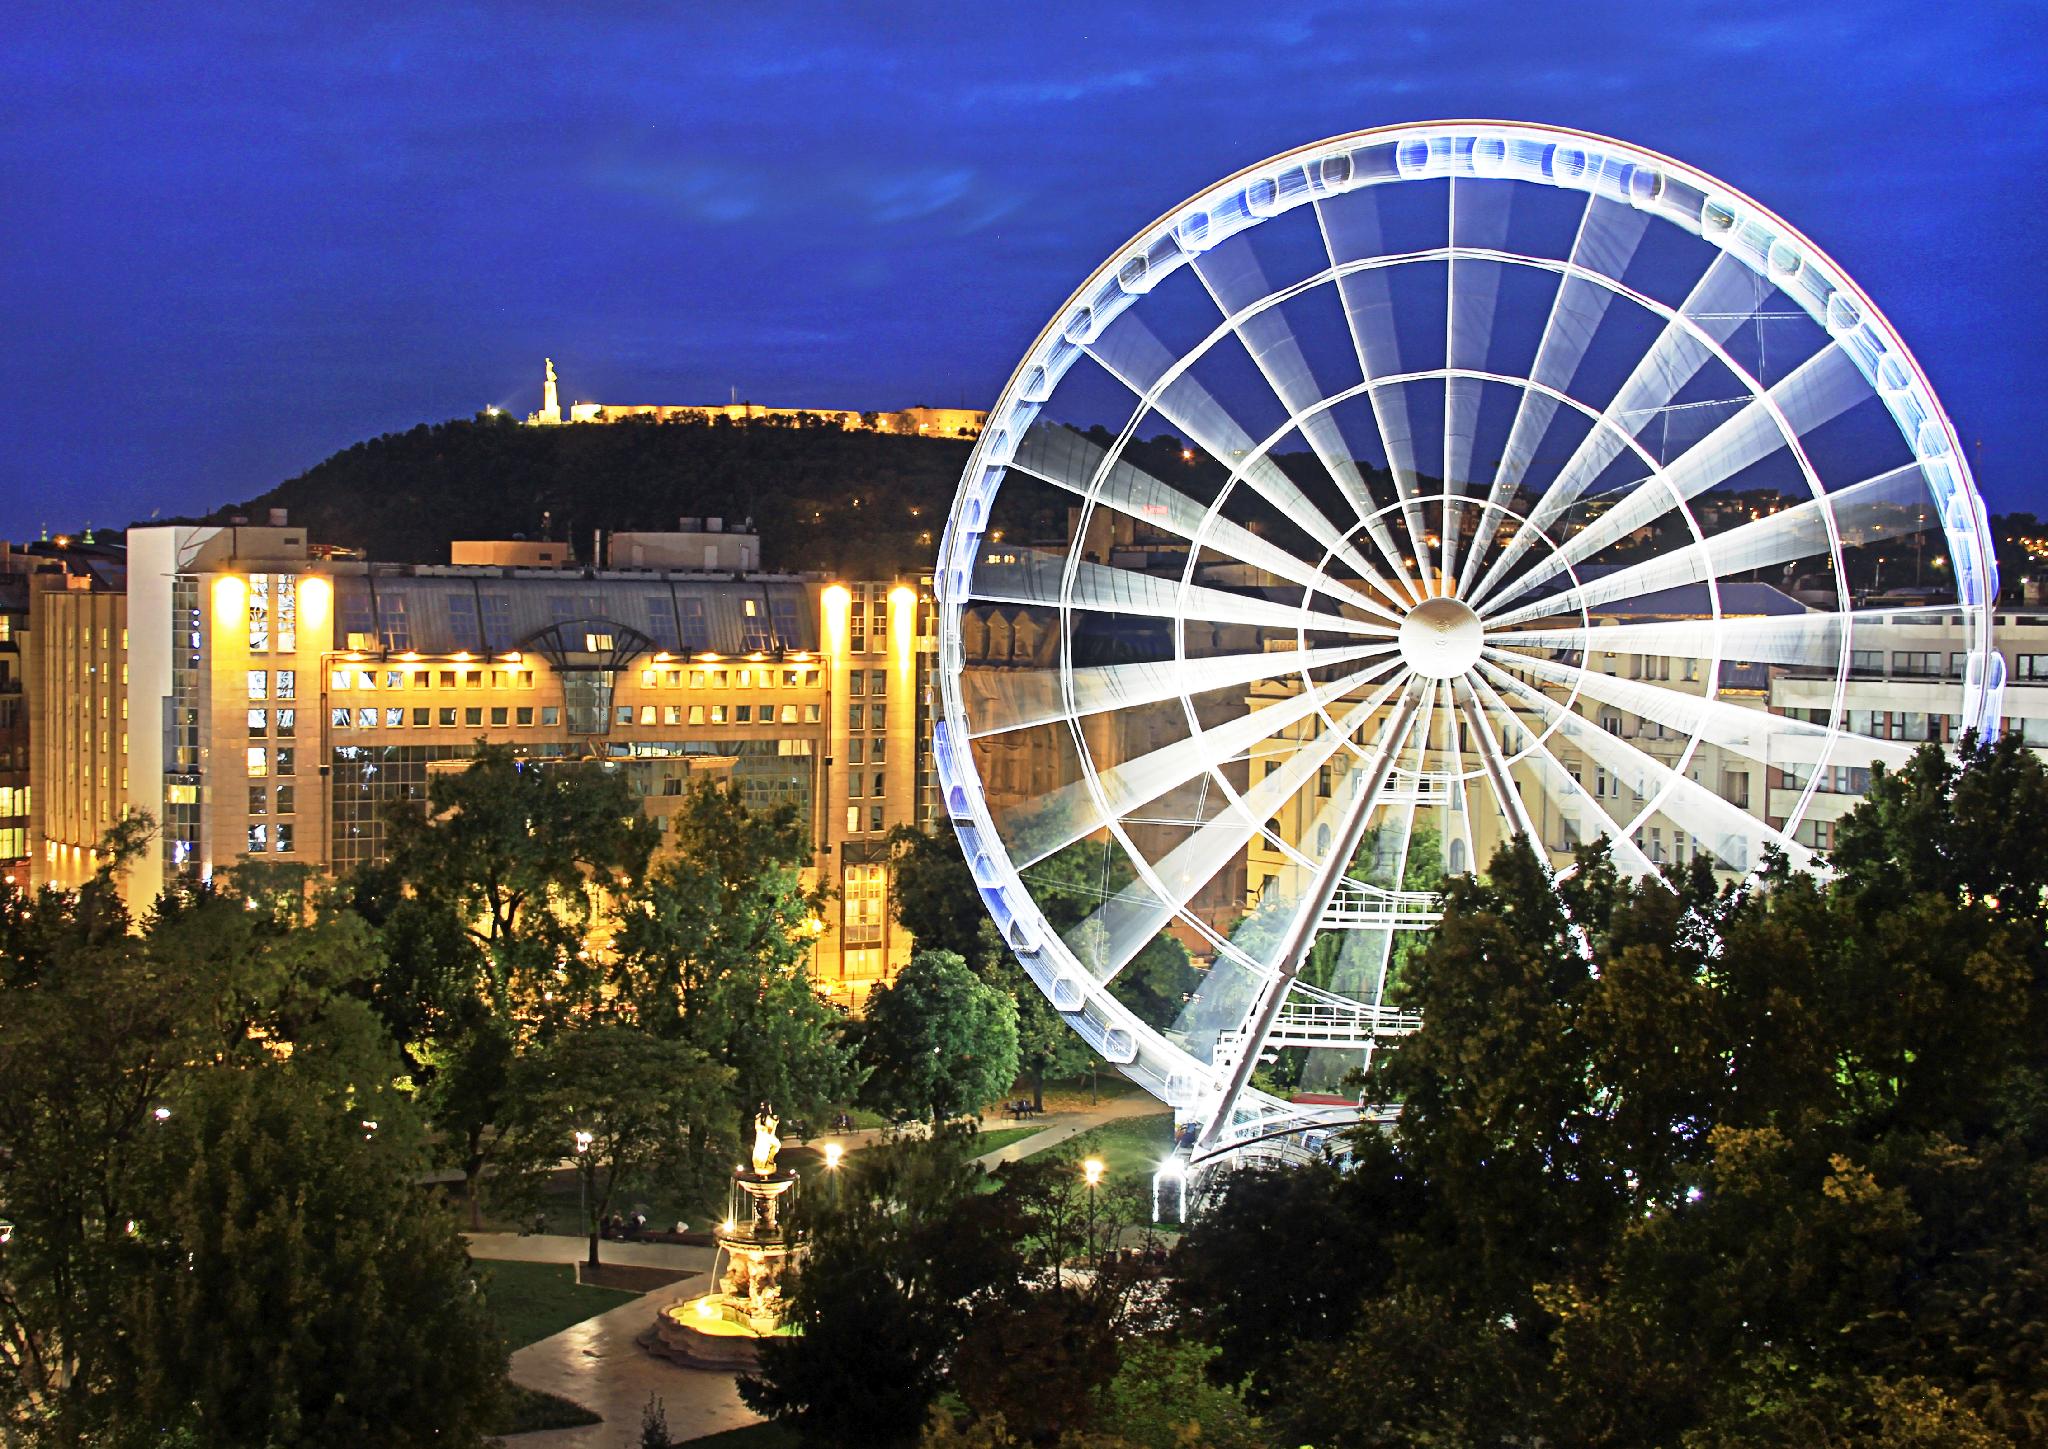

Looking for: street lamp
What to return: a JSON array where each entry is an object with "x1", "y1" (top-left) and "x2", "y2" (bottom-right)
[
  {"x1": 574, "y1": 1130, "x2": 595, "y2": 1268},
  {"x1": 1083, "y1": 1157, "x2": 1105, "y2": 1262},
  {"x1": 823, "y1": 1142, "x2": 843, "y2": 1171}
]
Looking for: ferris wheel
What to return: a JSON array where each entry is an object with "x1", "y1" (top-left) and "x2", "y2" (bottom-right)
[{"x1": 930, "y1": 121, "x2": 1999, "y2": 1185}]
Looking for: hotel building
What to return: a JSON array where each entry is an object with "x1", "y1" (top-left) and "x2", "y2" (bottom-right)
[{"x1": 31, "y1": 520, "x2": 933, "y2": 1006}]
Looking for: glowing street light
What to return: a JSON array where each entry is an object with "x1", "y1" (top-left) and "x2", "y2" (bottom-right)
[
  {"x1": 823, "y1": 1142, "x2": 844, "y2": 1170},
  {"x1": 1083, "y1": 1157, "x2": 1105, "y2": 1261}
]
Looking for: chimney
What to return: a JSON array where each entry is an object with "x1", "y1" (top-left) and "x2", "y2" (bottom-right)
[{"x1": 268, "y1": 508, "x2": 289, "y2": 527}]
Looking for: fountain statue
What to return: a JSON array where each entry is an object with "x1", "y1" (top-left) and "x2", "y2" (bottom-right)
[{"x1": 644, "y1": 1100, "x2": 809, "y2": 1370}]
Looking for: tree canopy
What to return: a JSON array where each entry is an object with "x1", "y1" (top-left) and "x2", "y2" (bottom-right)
[{"x1": 858, "y1": 950, "x2": 1020, "y2": 1125}]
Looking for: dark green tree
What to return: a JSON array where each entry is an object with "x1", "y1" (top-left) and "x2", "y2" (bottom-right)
[
  {"x1": 499, "y1": 1024, "x2": 730, "y2": 1266},
  {"x1": 612, "y1": 781, "x2": 858, "y2": 1147},
  {"x1": 858, "y1": 950, "x2": 1020, "y2": 1124}
]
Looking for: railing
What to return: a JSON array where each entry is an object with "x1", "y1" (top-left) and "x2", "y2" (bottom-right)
[{"x1": 1321, "y1": 879, "x2": 1441, "y2": 931}]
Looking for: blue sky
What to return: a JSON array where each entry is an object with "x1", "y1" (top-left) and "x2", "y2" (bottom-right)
[{"x1": 1, "y1": 0, "x2": 2042, "y2": 532}]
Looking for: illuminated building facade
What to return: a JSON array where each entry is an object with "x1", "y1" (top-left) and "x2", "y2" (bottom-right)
[{"x1": 29, "y1": 521, "x2": 932, "y2": 1005}]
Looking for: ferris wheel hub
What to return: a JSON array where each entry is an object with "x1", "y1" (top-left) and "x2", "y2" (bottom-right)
[{"x1": 1397, "y1": 596, "x2": 1483, "y2": 679}]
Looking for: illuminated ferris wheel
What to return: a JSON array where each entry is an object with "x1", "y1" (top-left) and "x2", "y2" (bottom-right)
[{"x1": 931, "y1": 121, "x2": 1999, "y2": 1188}]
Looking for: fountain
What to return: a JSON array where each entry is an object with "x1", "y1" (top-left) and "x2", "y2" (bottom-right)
[{"x1": 644, "y1": 1103, "x2": 808, "y2": 1370}]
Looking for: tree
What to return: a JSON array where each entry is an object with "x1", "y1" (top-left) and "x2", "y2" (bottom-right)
[
  {"x1": 499, "y1": 1025, "x2": 730, "y2": 1267},
  {"x1": 613, "y1": 781, "x2": 858, "y2": 1147},
  {"x1": 887, "y1": 826, "x2": 1090, "y2": 1110},
  {"x1": 859, "y1": 951, "x2": 1019, "y2": 1124},
  {"x1": 122, "y1": 1003, "x2": 505, "y2": 1448},
  {"x1": 383, "y1": 746, "x2": 657, "y2": 1019},
  {"x1": 741, "y1": 1125, "x2": 1010, "y2": 1447},
  {"x1": 1178, "y1": 743, "x2": 2048, "y2": 1445}
]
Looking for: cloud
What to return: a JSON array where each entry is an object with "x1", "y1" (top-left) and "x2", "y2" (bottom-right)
[{"x1": 966, "y1": 69, "x2": 1156, "y2": 106}]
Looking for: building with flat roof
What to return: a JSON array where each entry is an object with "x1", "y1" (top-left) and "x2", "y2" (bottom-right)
[{"x1": 31, "y1": 520, "x2": 933, "y2": 1006}]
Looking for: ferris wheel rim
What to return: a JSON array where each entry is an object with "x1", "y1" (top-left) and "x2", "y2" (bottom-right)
[{"x1": 931, "y1": 119, "x2": 2001, "y2": 1131}]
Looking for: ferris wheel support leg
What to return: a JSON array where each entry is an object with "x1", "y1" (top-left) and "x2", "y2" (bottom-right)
[
  {"x1": 1456, "y1": 681, "x2": 1542, "y2": 852},
  {"x1": 1195, "y1": 682, "x2": 1425, "y2": 1153}
]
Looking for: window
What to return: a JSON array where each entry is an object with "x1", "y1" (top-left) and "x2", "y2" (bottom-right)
[
  {"x1": 517, "y1": 706, "x2": 534, "y2": 725},
  {"x1": 1892, "y1": 651, "x2": 1941, "y2": 678},
  {"x1": 276, "y1": 670, "x2": 295, "y2": 700},
  {"x1": 869, "y1": 806, "x2": 884, "y2": 832},
  {"x1": 849, "y1": 772, "x2": 864, "y2": 799},
  {"x1": 412, "y1": 708, "x2": 430, "y2": 726},
  {"x1": 849, "y1": 704, "x2": 864, "y2": 730},
  {"x1": 277, "y1": 707, "x2": 295, "y2": 737},
  {"x1": 780, "y1": 704, "x2": 798, "y2": 722},
  {"x1": 849, "y1": 673, "x2": 865, "y2": 697},
  {"x1": 846, "y1": 806, "x2": 861, "y2": 834},
  {"x1": 639, "y1": 705, "x2": 655, "y2": 724},
  {"x1": 385, "y1": 706, "x2": 404, "y2": 727},
  {"x1": 848, "y1": 738, "x2": 864, "y2": 765},
  {"x1": 247, "y1": 747, "x2": 268, "y2": 777},
  {"x1": 275, "y1": 785, "x2": 295, "y2": 815},
  {"x1": 355, "y1": 708, "x2": 376, "y2": 729},
  {"x1": 247, "y1": 824, "x2": 268, "y2": 853},
  {"x1": 247, "y1": 708, "x2": 268, "y2": 733},
  {"x1": 690, "y1": 671, "x2": 706, "y2": 690},
  {"x1": 492, "y1": 707, "x2": 509, "y2": 726},
  {"x1": 355, "y1": 669, "x2": 378, "y2": 691},
  {"x1": 439, "y1": 670, "x2": 457, "y2": 689},
  {"x1": 869, "y1": 669, "x2": 886, "y2": 694},
  {"x1": 331, "y1": 668, "x2": 352, "y2": 691},
  {"x1": 464, "y1": 671, "x2": 482, "y2": 689},
  {"x1": 465, "y1": 708, "x2": 483, "y2": 726},
  {"x1": 2016, "y1": 654, "x2": 2048, "y2": 681},
  {"x1": 872, "y1": 771, "x2": 885, "y2": 797},
  {"x1": 871, "y1": 704, "x2": 886, "y2": 730},
  {"x1": 274, "y1": 574, "x2": 296, "y2": 652},
  {"x1": 247, "y1": 573, "x2": 270, "y2": 652},
  {"x1": 870, "y1": 737, "x2": 886, "y2": 762},
  {"x1": 332, "y1": 707, "x2": 353, "y2": 729},
  {"x1": 439, "y1": 708, "x2": 457, "y2": 726},
  {"x1": 377, "y1": 593, "x2": 411, "y2": 650},
  {"x1": 664, "y1": 705, "x2": 681, "y2": 725},
  {"x1": 688, "y1": 705, "x2": 705, "y2": 725},
  {"x1": 710, "y1": 705, "x2": 727, "y2": 724},
  {"x1": 737, "y1": 705, "x2": 752, "y2": 723},
  {"x1": 274, "y1": 824, "x2": 294, "y2": 854},
  {"x1": 805, "y1": 704, "x2": 821, "y2": 722},
  {"x1": 247, "y1": 669, "x2": 269, "y2": 699},
  {"x1": 679, "y1": 597, "x2": 710, "y2": 651},
  {"x1": 850, "y1": 599, "x2": 866, "y2": 653},
  {"x1": 275, "y1": 748, "x2": 294, "y2": 776},
  {"x1": 385, "y1": 670, "x2": 404, "y2": 690},
  {"x1": 542, "y1": 706, "x2": 560, "y2": 726},
  {"x1": 616, "y1": 706, "x2": 633, "y2": 725},
  {"x1": 249, "y1": 786, "x2": 267, "y2": 815}
]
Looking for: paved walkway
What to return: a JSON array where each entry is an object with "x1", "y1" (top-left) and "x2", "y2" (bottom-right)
[
  {"x1": 473, "y1": 1234, "x2": 759, "y2": 1447},
  {"x1": 971, "y1": 1093, "x2": 1170, "y2": 1170}
]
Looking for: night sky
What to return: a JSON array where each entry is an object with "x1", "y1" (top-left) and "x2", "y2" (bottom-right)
[{"x1": 3, "y1": 1, "x2": 2043, "y2": 536}]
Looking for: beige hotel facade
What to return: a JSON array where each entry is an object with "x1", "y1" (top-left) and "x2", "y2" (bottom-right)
[{"x1": 33, "y1": 521, "x2": 934, "y2": 1006}]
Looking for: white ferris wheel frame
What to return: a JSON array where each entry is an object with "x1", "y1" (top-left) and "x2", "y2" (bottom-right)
[{"x1": 930, "y1": 120, "x2": 2001, "y2": 1144}]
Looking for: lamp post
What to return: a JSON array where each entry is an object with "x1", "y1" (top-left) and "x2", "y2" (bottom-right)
[
  {"x1": 1083, "y1": 1157, "x2": 1105, "y2": 1264},
  {"x1": 574, "y1": 1130, "x2": 595, "y2": 1268}
]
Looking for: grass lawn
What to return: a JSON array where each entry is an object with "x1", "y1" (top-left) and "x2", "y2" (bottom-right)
[
  {"x1": 476, "y1": 1259, "x2": 639, "y2": 1350},
  {"x1": 490, "y1": 1380, "x2": 601, "y2": 1435},
  {"x1": 1020, "y1": 1112, "x2": 1177, "y2": 1190}
]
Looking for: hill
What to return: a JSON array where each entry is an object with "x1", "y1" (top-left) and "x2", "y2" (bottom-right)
[{"x1": 216, "y1": 412, "x2": 977, "y2": 576}]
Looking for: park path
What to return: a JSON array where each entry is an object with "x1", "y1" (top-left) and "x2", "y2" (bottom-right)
[
  {"x1": 472, "y1": 1233, "x2": 758, "y2": 1447},
  {"x1": 970, "y1": 1092, "x2": 1170, "y2": 1171}
]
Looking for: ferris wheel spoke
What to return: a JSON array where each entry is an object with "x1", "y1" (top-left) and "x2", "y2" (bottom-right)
[
  {"x1": 1490, "y1": 602, "x2": 1960, "y2": 671},
  {"x1": 1441, "y1": 177, "x2": 1510, "y2": 589},
  {"x1": 1195, "y1": 683, "x2": 1428, "y2": 1148},
  {"x1": 1063, "y1": 683, "x2": 1397, "y2": 990},
  {"x1": 1482, "y1": 344, "x2": 1869, "y2": 617},
  {"x1": 1082, "y1": 320, "x2": 1399, "y2": 593},
  {"x1": 970, "y1": 546, "x2": 1398, "y2": 638},
  {"x1": 1468, "y1": 672, "x2": 1658, "y2": 876},
  {"x1": 1435, "y1": 679, "x2": 1478, "y2": 875},
  {"x1": 999, "y1": 658, "x2": 1407, "y2": 868},
  {"x1": 1456, "y1": 678, "x2": 1543, "y2": 854},
  {"x1": 1459, "y1": 196, "x2": 1648, "y2": 596},
  {"x1": 1007, "y1": 423, "x2": 1400, "y2": 619},
  {"x1": 1483, "y1": 645, "x2": 1917, "y2": 774},
  {"x1": 1188, "y1": 241, "x2": 1414, "y2": 590},
  {"x1": 964, "y1": 641, "x2": 1391, "y2": 740},
  {"x1": 1479, "y1": 659, "x2": 1815, "y2": 873},
  {"x1": 1482, "y1": 460, "x2": 1936, "y2": 629},
  {"x1": 1469, "y1": 252, "x2": 1788, "y2": 610},
  {"x1": 1312, "y1": 195, "x2": 1436, "y2": 585}
]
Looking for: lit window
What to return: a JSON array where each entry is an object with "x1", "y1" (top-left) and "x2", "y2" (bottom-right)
[
  {"x1": 386, "y1": 707, "x2": 404, "y2": 728},
  {"x1": 274, "y1": 824, "x2": 295, "y2": 853},
  {"x1": 247, "y1": 747, "x2": 268, "y2": 777},
  {"x1": 331, "y1": 707, "x2": 353, "y2": 729},
  {"x1": 247, "y1": 708, "x2": 267, "y2": 734},
  {"x1": 541, "y1": 706, "x2": 560, "y2": 726},
  {"x1": 247, "y1": 824, "x2": 268, "y2": 853},
  {"x1": 639, "y1": 705, "x2": 656, "y2": 724},
  {"x1": 276, "y1": 670, "x2": 295, "y2": 699},
  {"x1": 247, "y1": 670, "x2": 269, "y2": 700},
  {"x1": 664, "y1": 705, "x2": 681, "y2": 725},
  {"x1": 688, "y1": 705, "x2": 705, "y2": 725}
]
